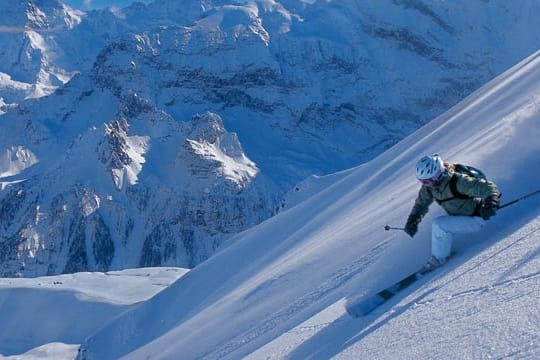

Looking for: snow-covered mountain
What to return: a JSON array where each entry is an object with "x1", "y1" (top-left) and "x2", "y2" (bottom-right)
[
  {"x1": 0, "y1": 96, "x2": 277, "y2": 276},
  {"x1": 1, "y1": 48, "x2": 539, "y2": 360},
  {"x1": 85, "y1": 0, "x2": 540, "y2": 181},
  {"x1": 0, "y1": 0, "x2": 85, "y2": 102},
  {"x1": 1, "y1": 0, "x2": 540, "y2": 276}
]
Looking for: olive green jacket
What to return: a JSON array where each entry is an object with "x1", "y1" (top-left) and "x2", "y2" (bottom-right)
[{"x1": 409, "y1": 166, "x2": 500, "y2": 219}]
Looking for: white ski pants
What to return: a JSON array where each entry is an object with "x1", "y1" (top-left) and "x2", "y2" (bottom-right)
[{"x1": 431, "y1": 215, "x2": 486, "y2": 259}]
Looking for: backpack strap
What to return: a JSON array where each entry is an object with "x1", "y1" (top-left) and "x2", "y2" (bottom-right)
[
  {"x1": 449, "y1": 173, "x2": 472, "y2": 200},
  {"x1": 436, "y1": 173, "x2": 472, "y2": 204}
]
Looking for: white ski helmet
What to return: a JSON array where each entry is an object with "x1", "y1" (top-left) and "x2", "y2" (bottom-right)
[{"x1": 415, "y1": 154, "x2": 444, "y2": 180}]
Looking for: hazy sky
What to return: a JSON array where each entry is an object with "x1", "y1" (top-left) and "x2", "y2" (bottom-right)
[{"x1": 64, "y1": 0, "x2": 153, "y2": 10}]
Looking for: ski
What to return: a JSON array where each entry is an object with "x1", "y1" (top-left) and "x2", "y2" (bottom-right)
[{"x1": 346, "y1": 265, "x2": 438, "y2": 317}]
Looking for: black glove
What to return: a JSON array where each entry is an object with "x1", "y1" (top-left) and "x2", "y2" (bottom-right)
[
  {"x1": 479, "y1": 195, "x2": 500, "y2": 220},
  {"x1": 404, "y1": 214, "x2": 421, "y2": 238}
]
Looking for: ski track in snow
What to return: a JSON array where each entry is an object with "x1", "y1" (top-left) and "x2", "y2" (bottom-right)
[
  {"x1": 332, "y1": 219, "x2": 540, "y2": 360},
  {"x1": 401, "y1": 268, "x2": 540, "y2": 312},
  {"x1": 203, "y1": 240, "x2": 391, "y2": 359},
  {"x1": 406, "y1": 223, "x2": 540, "y2": 309}
]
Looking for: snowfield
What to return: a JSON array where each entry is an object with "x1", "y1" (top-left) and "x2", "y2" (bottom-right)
[
  {"x1": 0, "y1": 268, "x2": 189, "y2": 358},
  {"x1": 1, "y1": 45, "x2": 540, "y2": 360}
]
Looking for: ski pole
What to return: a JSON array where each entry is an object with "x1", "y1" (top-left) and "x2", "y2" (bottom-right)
[
  {"x1": 499, "y1": 188, "x2": 540, "y2": 210},
  {"x1": 384, "y1": 225, "x2": 405, "y2": 231}
]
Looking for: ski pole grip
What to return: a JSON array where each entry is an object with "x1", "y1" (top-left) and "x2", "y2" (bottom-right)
[{"x1": 384, "y1": 225, "x2": 405, "y2": 231}]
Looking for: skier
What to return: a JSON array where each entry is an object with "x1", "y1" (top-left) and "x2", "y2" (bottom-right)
[{"x1": 404, "y1": 154, "x2": 500, "y2": 270}]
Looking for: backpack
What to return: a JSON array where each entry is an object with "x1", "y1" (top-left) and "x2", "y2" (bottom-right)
[
  {"x1": 448, "y1": 163, "x2": 487, "y2": 200},
  {"x1": 436, "y1": 163, "x2": 487, "y2": 204}
]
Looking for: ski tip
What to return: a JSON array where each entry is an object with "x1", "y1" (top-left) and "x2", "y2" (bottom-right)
[{"x1": 346, "y1": 294, "x2": 385, "y2": 317}]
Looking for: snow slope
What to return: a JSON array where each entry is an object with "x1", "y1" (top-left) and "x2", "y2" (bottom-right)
[{"x1": 74, "y1": 50, "x2": 540, "y2": 359}]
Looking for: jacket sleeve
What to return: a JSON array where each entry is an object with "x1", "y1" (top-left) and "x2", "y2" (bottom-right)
[
  {"x1": 409, "y1": 186, "x2": 434, "y2": 218},
  {"x1": 455, "y1": 175, "x2": 500, "y2": 200}
]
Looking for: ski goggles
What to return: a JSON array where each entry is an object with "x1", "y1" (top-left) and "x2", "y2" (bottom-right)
[{"x1": 419, "y1": 171, "x2": 443, "y2": 187}]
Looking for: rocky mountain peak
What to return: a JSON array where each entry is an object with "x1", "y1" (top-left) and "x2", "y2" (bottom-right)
[
  {"x1": 180, "y1": 112, "x2": 259, "y2": 191},
  {"x1": 187, "y1": 112, "x2": 226, "y2": 143}
]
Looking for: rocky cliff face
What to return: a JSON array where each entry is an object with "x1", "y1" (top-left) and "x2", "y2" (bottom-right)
[
  {"x1": 1, "y1": 0, "x2": 539, "y2": 276},
  {"x1": 82, "y1": 0, "x2": 540, "y2": 181},
  {"x1": 0, "y1": 100, "x2": 276, "y2": 276}
]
